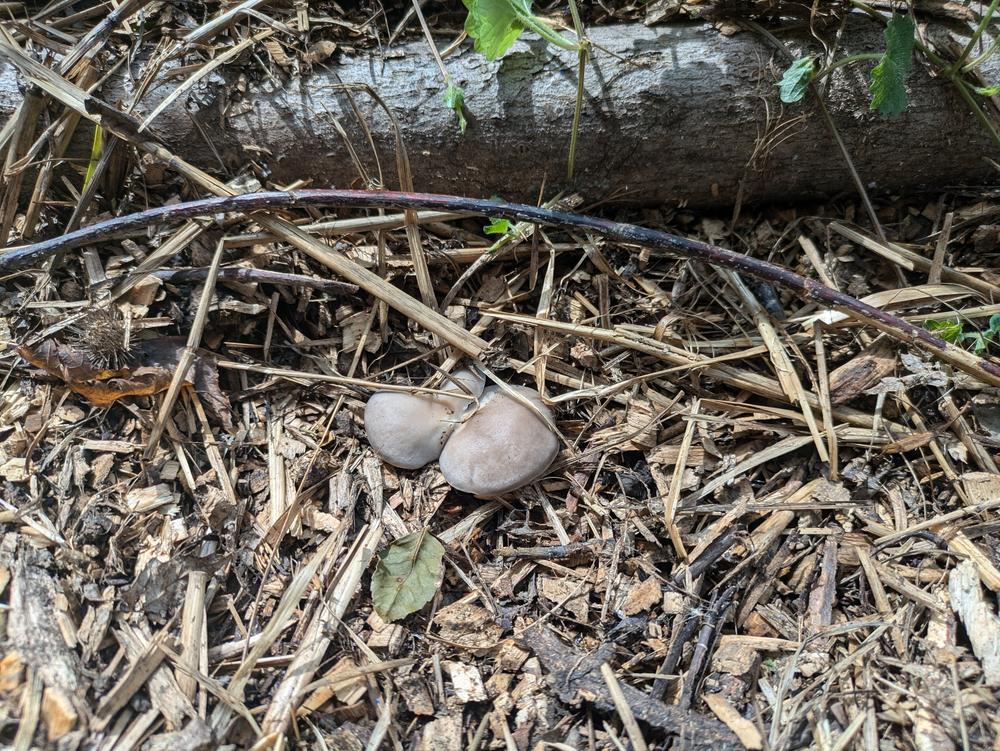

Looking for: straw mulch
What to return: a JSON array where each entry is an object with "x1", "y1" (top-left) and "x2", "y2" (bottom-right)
[{"x1": 1, "y1": 2, "x2": 999, "y2": 750}]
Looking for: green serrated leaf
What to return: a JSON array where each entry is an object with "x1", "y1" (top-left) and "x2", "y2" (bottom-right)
[
  {"x1": 869, "y1": 14, "x2": 915, "y2": 116},
  {"x1": 371, "y1": 530, "x2": 445, "y2": 622},
  {"x1": 974, "y1": 85, "x2": 1000, "y2": 97},
  {"x1": 443, "y1": 82, "x2": 468, "y2": 133},
  {"x1": 484, "y1": 218, "x2": 511, "y2": 235},
  {"x1": 925, "y1": 318, "x2": 964, "y2": 344},
  {"x1": 462, "y1": 0, "x2": 525, "y2": 60},
  {"x1": 778, "y1": 56, "x2": 816, "y2": 104}
]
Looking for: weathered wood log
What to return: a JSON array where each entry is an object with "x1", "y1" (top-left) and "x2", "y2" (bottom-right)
[{"x1": 1, "y1": 18, "x2": 997, "y2": 204}]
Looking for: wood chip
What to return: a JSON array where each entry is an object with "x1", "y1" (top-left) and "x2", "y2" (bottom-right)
[
  {"x1": 622, "y1": 575, "x2": 661, "y2": 615},
  {"x1": 949, "y1": 560, "x2": 1000, "y2": 685},
  {"x1": 703, "y1": 692, "x2": 763, "y2": 750},
  {"x1": 41, "y1": 687, "x2": 78, "y2": 741},
  {"x1": 444, "y1": 661, "x2": 487, "y2": 703}
]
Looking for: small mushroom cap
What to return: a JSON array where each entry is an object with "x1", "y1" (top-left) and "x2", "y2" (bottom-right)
[
  {"x1": 439, "y1": 385, "x2": 558, "y2": 495},
  {"x1": 364, "y1": 368, "x2": 485, "y2": 470}
]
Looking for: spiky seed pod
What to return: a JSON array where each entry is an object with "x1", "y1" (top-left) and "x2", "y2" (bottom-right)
[{"x1": 68, "y1": 308, "x2": 134, "y2": 371}]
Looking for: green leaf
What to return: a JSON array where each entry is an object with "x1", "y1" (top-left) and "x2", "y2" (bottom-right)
[
  {"x1": 974, "y1": 85, "x2": 1000, "y2": 97},
  {"x1": 971, "y1": 313, "x2": 1000, "y2": 353},
  {"x1": 484, "y1": 218, "x2": 511, "y2": 235},
  {"x1": 778, "y1": 56, "x2": 816, "y2": 103},
  {"x1": 986, "y1": 313, "x2": 1000, "y2": 337},
  {"x1": 925, "y1": 318, "x2": 964, "y2": 344},
  {"x1": 443, "y1": 82, "x2": 467, "y2": 134},
  {"x1": 463, "y1": 0, "x2": 525, "y2": 60},
  {"x1": 869, "y1": 14, "x2": 915, "y2": 116},
  {"x1": 965, "y1": 333, "x2": 988, "y2": 353},
  {"x1": 82, "y1": 125, "x2": 103, "y2": 192},
  {"x1": 371, "y1": 530, "x2": 445, "y2": 622}
]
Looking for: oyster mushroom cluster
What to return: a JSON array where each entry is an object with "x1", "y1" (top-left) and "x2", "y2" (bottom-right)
[{"x1": 364, "y1": 368, "x2": 558, "y2": 496}]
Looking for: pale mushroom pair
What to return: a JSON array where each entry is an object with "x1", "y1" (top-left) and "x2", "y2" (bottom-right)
[{"x1": 364, "y1": 368, "x2": 558, "y2": 496}]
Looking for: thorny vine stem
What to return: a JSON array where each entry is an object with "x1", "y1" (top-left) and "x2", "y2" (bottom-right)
[{"x1": 4, "y1": 188, "x2": 1000, "y2": 386}]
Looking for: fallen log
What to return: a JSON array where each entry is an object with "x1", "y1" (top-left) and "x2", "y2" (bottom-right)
[{"x1": 1, "y1": 17, "x2": 998, "y2": 204}]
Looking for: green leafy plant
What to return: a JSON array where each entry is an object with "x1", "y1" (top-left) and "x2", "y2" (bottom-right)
[
  {"x1": 778, "y1": 56, "x2": 816, "y2": 104},
  {"x1": 778, "y1": 14, "x2": 915, "y2": 115},
  {"x1": 443, "y1": 82, "x2": 468, "y2": 134},
  {"x1": 846, "y1": 0, "x2": 1000, "y2": 145},
  {"x1": 463, "y1": 0, "x2": 578, "y2": 60},
  {"x1": 868, "y1": 14, "x2": 916, "y2": 115},
  {"x1": 461, "y1": 0, "x2": 587, "y2": 180},
  {"x1": 925, "y1": 318, "x2": 965, "y2": 344},
  {"x1": 484, "y1": 217, "x2": 511, "y2": 234},
  {"x1": 411, "y1": 0, "x2": 469, "y2": 133},
  {"x1": 925, "y1": 314, "x2": 1000, "y2": 354},
  {"x1": 371, "y1": 529, "x2": 445, "y2": 622},
  {"x1": 965, "y1": 313, "x2": 1000, "y2": 354}
]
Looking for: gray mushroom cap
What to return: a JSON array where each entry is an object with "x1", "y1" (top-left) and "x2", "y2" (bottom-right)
[
  {"x1": 364, "y1": 369, "x2": 485, "y2": 469},
  {"x1": 439, "y1": 385, "x2": 559, "y2": 496}
]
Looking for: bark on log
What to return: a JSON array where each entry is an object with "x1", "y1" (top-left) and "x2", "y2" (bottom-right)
[{"x1": 1, "y1": 17, "x2": 997, "y2": 205}]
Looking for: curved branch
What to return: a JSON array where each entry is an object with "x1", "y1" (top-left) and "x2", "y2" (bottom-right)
[{"x1": 4, "y1": 188, "x2": 1000, "y2": 387}]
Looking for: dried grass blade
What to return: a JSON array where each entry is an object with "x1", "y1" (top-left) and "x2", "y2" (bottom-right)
[
  {"x1": 144, "y1": 237, "x2": 225, "y2": 455},
  {"x1": 210, "y1": 532, "x2": 340, "y2": 732},
  {"x1": 721, "y1": 269, "x2": 828, "y2": 462},
  {"x1": 182, "y1": 0, "x2": 271, "y2": 46},
  {"x1": 599, "y1": 663, "x2": 649, "y2": 751},
  {"x1": 664, "y1": 398, "x2": 698, "y2": 559},
  {"x1": 689, "y1": 435, "x2": 814, "y2": 504},
  {"x1": 830, "y1": 221, "x2": 1000, "y2": 299},
  {"x1": 139, "y1": 29, "x2": 274, "y2": 133},
  {"x1": 258, "y1": 522, "x2": 381, "y2": 737}
]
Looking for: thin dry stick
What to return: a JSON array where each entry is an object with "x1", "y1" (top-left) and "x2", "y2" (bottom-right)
[
  {"x1": 257, "y1": 522, "x2": 382, "y2": 739},
  {"x1": 5, "y1": 189, "x2": 1000, "y2": 386},
  {"x1": 938, "y1": 393, "x2": 998, "y2": 474},
  {"x1": 140, "y1": 29, "x2": 274, "y2": 132},
  {"x1": 928, "y1": 211, "x2": 954, "y2": 285},
  {"x1": 144, "y1": 236, "x2": 226, "y2": 456},
  {"x1": 720, "y1": 268, "x2": 828, "y2": 462},
  {"x1": 599, "y1": 663, "x2": 649, "y2": 751},
  {"x1": 664, "y1": 398, "x2": 698, "y2": 560},
  {"x1": 813, "y1": 324, "x2": 839, "y2": 480},
  {"x1": 209, "y1": 532, "x2": 341, "y2": 733},
  {"x1": 181, "y1": 0, "x2": 271, "y2": 47},
  {"x1": 221, "y1": 209, "x2": 467, "y2": 247},
  {"x1": 798, "y1": 234, "x2": 839, "y2": 291},
  {"x1": 216, "y1": 360, "x2": 478, "y2": 399},
  {"x1": 177, "y1": 537, "x2": 216, "y2": 704},
  {"x1": 829, "y1": 221, "x2": 1000, "y2": 300}
]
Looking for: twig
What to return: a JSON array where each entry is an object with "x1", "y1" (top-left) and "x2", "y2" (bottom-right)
[
  {"x1": 144, "y1": 237, "x2": 225, "y2": 456},
  {"x1": 600, "y1": 663, "x2": 649, "y2": 751},
  {"x1": 664, "y1": 398, "x2": 698, "y2": 560},
  {"x1": 928, "y1": 211, "x2": 953, "y2": 285},
  {"x1": 650, "y1": 604, "x2": 702, "y2": 701},
  {"x1": 677, "y1": 585, "x2": 736, "y2": 709},
  {"x1": 153, "y1": 266, "x2": 358, "y2": 294},
  {"x1": 5, "y1": 188, "x2": 1000, "y2": 386}
]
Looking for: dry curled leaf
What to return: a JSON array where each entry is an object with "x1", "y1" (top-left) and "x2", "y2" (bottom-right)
[
  {"x1": 18, "y1": 337, "x2": 231, "y2": 428},
  {"x1": 303, "y1": 40, "x2": 337, "y2": 64}
]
